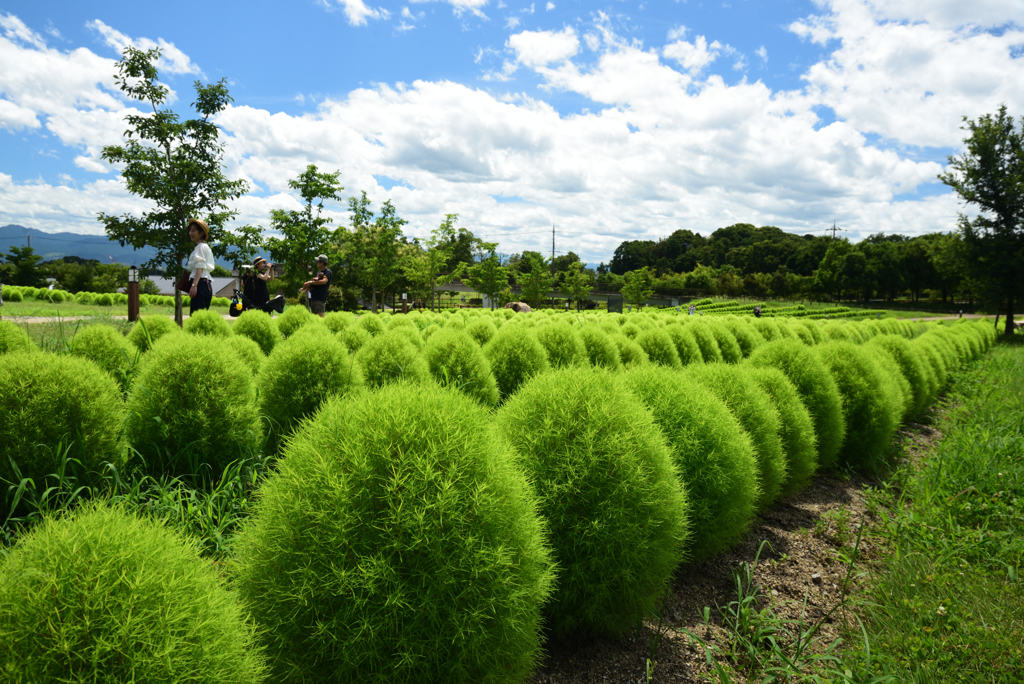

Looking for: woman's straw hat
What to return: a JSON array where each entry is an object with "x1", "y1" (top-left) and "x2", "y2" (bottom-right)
[{"x1": 187, "y1": 218, "x2": 210, "y2": 241}]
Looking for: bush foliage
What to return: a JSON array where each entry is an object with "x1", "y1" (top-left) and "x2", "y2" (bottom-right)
[
  {"x1": 0, "y1": 503, "x2": 266, "y2": 683},
  {"x1": 233, "y1": 383, "x2": 555, "y2": 684},
  {"x1": 422, "y1": 327, "x2": 500, "y2": 406},
  {"x1": 496, "y1": 367, "x2": 689, "y2": 636}
]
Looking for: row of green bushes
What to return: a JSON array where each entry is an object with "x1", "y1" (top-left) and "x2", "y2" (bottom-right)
[
  {"x1": 2, "y1": 285, "x2": 232, "y2": 309},
  {"x1": 0, "y1": 308, "x2": 997, "y2": 682}
]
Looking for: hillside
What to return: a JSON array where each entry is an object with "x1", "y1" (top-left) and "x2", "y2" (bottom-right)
[{"x1": 0, "y1": 224, "x2": 158, "y2": 266}]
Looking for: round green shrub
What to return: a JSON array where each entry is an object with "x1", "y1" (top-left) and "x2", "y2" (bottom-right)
[
  {"x1": 911, "y1": 336, "x2": 948, "y2": 401},
  {"x1": 423, "y1": 327, "x2": 499, "y2": 407},
  {"x1": 797, "y1": 320, "x2": 826, "y2": 344},
  {"x1": 868, "y1": 335, "x2": 934, "y2": 417},
  {"x1": 496, "y1": 367, "x2": 689, "y2": 636},
  {"x1": 0, "y1": 503, "x2": 265, "y2": 682},
  {"x1": 786, "y1": 321, "x2": 815, "y2": 346},
  {"x1": 356, "y1": 329, "x2": 431, "y2": 389},
  {"x1": 721, "y1": 319, "x2": 764, "y2": 357},
  {"x1": 752, "y1": 318, "x2": 784, "y2": 342},
  {"x1": 862, "y1": 338, "x2": 914, "y2": 420},
  {"x1": 127, "y1": 315, "x2": 180, "y2": 353},
  {"x1": 918, "y1": 331, "x2": 958, "y2": 380},
  {"x1": 388, "y1": 324, "x2": 424, "y2": 350},
  {"x1": 483, "y1": 325, "x2": 551, "y2": 400},
  {"x1": 0, "y1": 320, "x2": 36, "y2": 354},
  {"x1": 69, "y1": 324, "x2": 134, "y2": 391},
  {"x1": 185, "y1": 309, "x2": 231, "y2": 337},
  {"x1": 746, "y1": 340, "x2": 846, "y2": 471},
  {"x1": 45, "y1": 289, "x2": 67, "y2": 303},
  {"x1": 324, "y1": 311, "x2": 356, "y2": 334},
  {"x1": 705, "y1": 321, "x2": 743, "y2": 363},
  {"x1": 748, "y1": 367, "x2": 818, "y2": 494},
  {"x1": 534, "y1": 323, "x2": 587, "y2": 368},
  {"x1": 233, "y1": 383, "x2": 555, "y2": 684},
  {"x1": 686, "y1": 321, "x2": 724, "y2": 363},
  {"x1": 225, "y1": 334, "x2": 265, "y2": 377},
  {"x1": 0, "y1": 352, "x2": 124, "y2": 490},
  {"x1": 578, "y1": 325, "x2": 622, "y2": 370},
  {"x1": 338, "y1": 323, "x2": 371, "y2": 353},
  {"x1": 610, "y1": 333, "x2": 649, "y2": 367},
  {"x1": 4, "y1": 288, "x2": 23, "y2": 302},
  {"x1": 95, "y1": 293, "x2": 114, "y2": 306},
  {"x1": 622, "y1": 365, "x2": 759, "y2": 561},
  {"x1": 275, "y1": 305, "x2": 315, "y2": 338},
  {"x1": 664, "y1": 323, "x2": 704, "y2": 365},
  {"x1": 258, "y1": 330, "x2": 364, "y2": 454},
  {"x1": 356, "y1": 313, "x2": 386, "y2": 337},
  {"x1": 620, "y1": 322, "x2": 641, "y2": 339},
  {"x1": 75, "y1": 291, "x2": 94, "y2": 305},
  {"x1": 231, "y1": 309, "x2": 283, "y2": 356},
  {"x1": 686, "y1": 364, "x2": 787, "y2": 508},
  {"x1": 813, "y1": 342, "x2": 902, "y2": 473},
  {"x1": 125, "y1": 334, "x2": 263, "y2": 478},
  {"x1": 635, "y1": 328, "x2": 682, "y2": 368},
  {"x1": 465, "y1": 317, "x2": 498, "y2": 346}
]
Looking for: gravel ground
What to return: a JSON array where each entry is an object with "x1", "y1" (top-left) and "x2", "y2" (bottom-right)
[{"x1": 528, "y1": 421, "x2": 945, "y2": 683}]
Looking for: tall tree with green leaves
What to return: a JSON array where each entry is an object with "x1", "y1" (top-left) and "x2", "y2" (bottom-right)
[
  {"x1": 341, "y1": 192, "x2": 408, "y2": 312},
  {"x1": 97, "y1": 46, "x2": 260, "y2": 325},
  {"x1": 402, "y1": 213, "x2": 467, "y2": 309},
  {"x1": 561, "y1": 261, "x2": 593, "y2": 311},
  {"x1": 621, "y1": 266, "x2": 655, "y2": 309},
  {"x1": 939, "y1": 106, "x2": 1024, "y2": 335},
  {"x1": 264, "y1": 165, "x2": 345, "y2": 294},
  {"x1": 464, "y1": 249, "x2": 509, "y2": 309},
  {"x1": 517, "y1": 253, "x2": 553, "y2": 308}
]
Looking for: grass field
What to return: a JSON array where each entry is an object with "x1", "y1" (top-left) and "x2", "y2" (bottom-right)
[{"x1": 838, "y1": 338, "x2": 1024, "y2": 681}]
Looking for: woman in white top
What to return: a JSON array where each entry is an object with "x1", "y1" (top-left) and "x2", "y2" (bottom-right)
[{"x1": 186, "y1": 219, "x2": 215, "y2": 315}]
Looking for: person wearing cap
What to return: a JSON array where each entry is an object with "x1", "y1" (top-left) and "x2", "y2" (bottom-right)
[
  {"x1": 242, "y1": 256, "x2": 274, "y2": 309},
  {"x1": 186, "y1": 218, "x2": 215, "y2": 314},
  {"x1": 303, "y1": 255, "x2": 331, "y2": 317}
]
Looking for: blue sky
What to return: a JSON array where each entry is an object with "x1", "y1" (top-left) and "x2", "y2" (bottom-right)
[{"x1": 2, "y1": 0, "x2": 1023, "y2": 265}]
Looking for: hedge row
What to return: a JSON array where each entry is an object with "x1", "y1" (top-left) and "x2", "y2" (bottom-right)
[
  {"x1": 1, "y1": 286, "x2": 231, "y2": 308},
  {"x1": 0, "y1": 310, "x2": 998, "y2": 683}
]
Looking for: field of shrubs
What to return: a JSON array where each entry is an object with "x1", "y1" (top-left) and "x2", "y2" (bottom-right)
[{"x1": 0, "y1": 304, "x2": 998, "y2": 683}]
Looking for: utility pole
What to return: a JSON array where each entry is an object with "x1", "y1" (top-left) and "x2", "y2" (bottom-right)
[
  {"x1": 826, "y1": 222, "x2": 844, "y2": 241},
  {"x1": 26, "y1": 232, "x2": 30, "y2": 249},
  {"x1": 551, "y1": 224, "x2": 555, "y2": 307}
]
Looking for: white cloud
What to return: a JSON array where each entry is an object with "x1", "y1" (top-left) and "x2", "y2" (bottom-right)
[
  {"x1": 756, "y1": 45, "x2": 767, "y2": 62},
  {"x1": 0, "y1": 13, "x2": 46, "y2": 49},
  {"x1": 507, "y1": 26, "x2": 579, "y2": 67},
  {"x1": 546, "y1": 2, "x2": 555, "y2": 10},
  {"x1": 322, "y1": 0, "x2": 387, "y2": 26},
  {"x1": 86, "y1": 19, "x2": 201, "y2": 75},
  {"x1": 3, "y1": 5, "x2": 1021, "y2": 263},
  {"x1": 506, "y1": 16, "x2": 521, "y2": 30},
  {"x1": 409, "y1": 0, "x2": 490, "y2": 19},
  {"x1": 791, "y1": 0, "x2": 1024, "y2": 147},
  {"x1": 663, "y1": 34, "x2": 724, "y2": 74}
]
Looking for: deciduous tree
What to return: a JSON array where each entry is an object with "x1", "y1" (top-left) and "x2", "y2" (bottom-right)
[{"x1": 622, "y1": 266, "x2": 655, "y2": 309}]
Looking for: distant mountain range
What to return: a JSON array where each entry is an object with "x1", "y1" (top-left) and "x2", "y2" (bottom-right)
[{"x1": 1, "y1": 224, "x2": 159, "y2": 266}]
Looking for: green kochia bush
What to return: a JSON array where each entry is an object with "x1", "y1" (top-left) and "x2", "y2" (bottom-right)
[
  {"x1": 0, "y1": 353, "x2": 124, "y2": 490},
  {"x1": 356, "y1": 329, "x2": 431, "y2": 389},
  {"x1": 721, "y1": 319, "x2": 764, "y2": 357},
  {"x1": 275, "y1": 304, "x2": 315, "y2": 338},
  {"x1": 705, "y1": 321, "x2": 743, "y2": 363},
  {"x1": 746, "y1": 340, "x2": 846, "y2": 471},
  {"x1": 578, "y1": 325, "x2": 622, "y2": 370},
  {"x1": 232, "y1": 309, "x2": 283, "y2": 355},
  {"x1": 423, "y1": 327, "x2": 500, "y2": 406},
  {"x1": 686, "y1": 321, "x2": 724, "y2": 363},
  {"x1": 868, "y1": 334, "x2": 934, "y2": 416},
  {"x1": 69, "y1": 324, "x2": 135, "y2": 391},
  {"x1": 610, "y1": 333, "x2": 649, "y2": 368},
  {"x1": 686, "y1": 364, "x2": 787, "y2": 508},
  {"x1": 663, "y1": 324, "x2": 704, "y2": 365},
  {"x1": 813, "y1": 342, "x2": 902, "y2": 473},
  {"x1": 0, "y1": 320, "x2": 37, "y2": 354},
  {"x1": 258, "y1": 330, "x2": 364, "y2": 453},
  {"x1": 496, "y1": 367, "x2": 689, "y2": 636},
  {"x1": 622, "y1": 366, "x2": 758, "y2": 562},
  {"x1": 534, "y1": 322, "x2": 587, "y2": 368},
  {"x1": 748, "y1": 367, "x2": 818, "y2": 494},
  {"x1": 0, "y1": 503, "x2": 266, "y2": 682},
  {"x1": 126, "y1": 335, "x2": 263, "y2": 478},
  {"x1": 233, "y1": 383, "x2": 555, "y2": 684},
  {"x1": 127, "y1": 314, "x2": 180, "y2": 352},
  {"x1": 185, "y1": 308, "x2": 231, "y2": 337},
  {"x1": 225, "y1": 334, "x2": 265, "y2": 376},
  {"x1": 484, "y1": 325, "x2": 551, "y2": 400},
  {"x1": 465, "y1": 316, "x2": 498, "y2": 346},
  {"x1": 635, "y1": 328, "x2": 682, "y2": 368}
]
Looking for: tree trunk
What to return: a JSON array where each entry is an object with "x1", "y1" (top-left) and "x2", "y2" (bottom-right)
[{"x1": 1005, "y1": 295, "x2": 1015, "y2": 337}]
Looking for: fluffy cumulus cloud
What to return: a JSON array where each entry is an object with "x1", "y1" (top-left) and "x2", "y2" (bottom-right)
[
  {"x1": 790, "y1": 0, "x2": 1024, "y2": 147},
  {"x1": 2, "y1": 3, "x2": 1022, "y2": 262}
]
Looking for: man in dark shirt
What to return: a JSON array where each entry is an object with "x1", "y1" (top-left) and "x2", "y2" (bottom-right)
[{"x1": 304, "y1": 255, "x2": 331, "y2": 317}]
